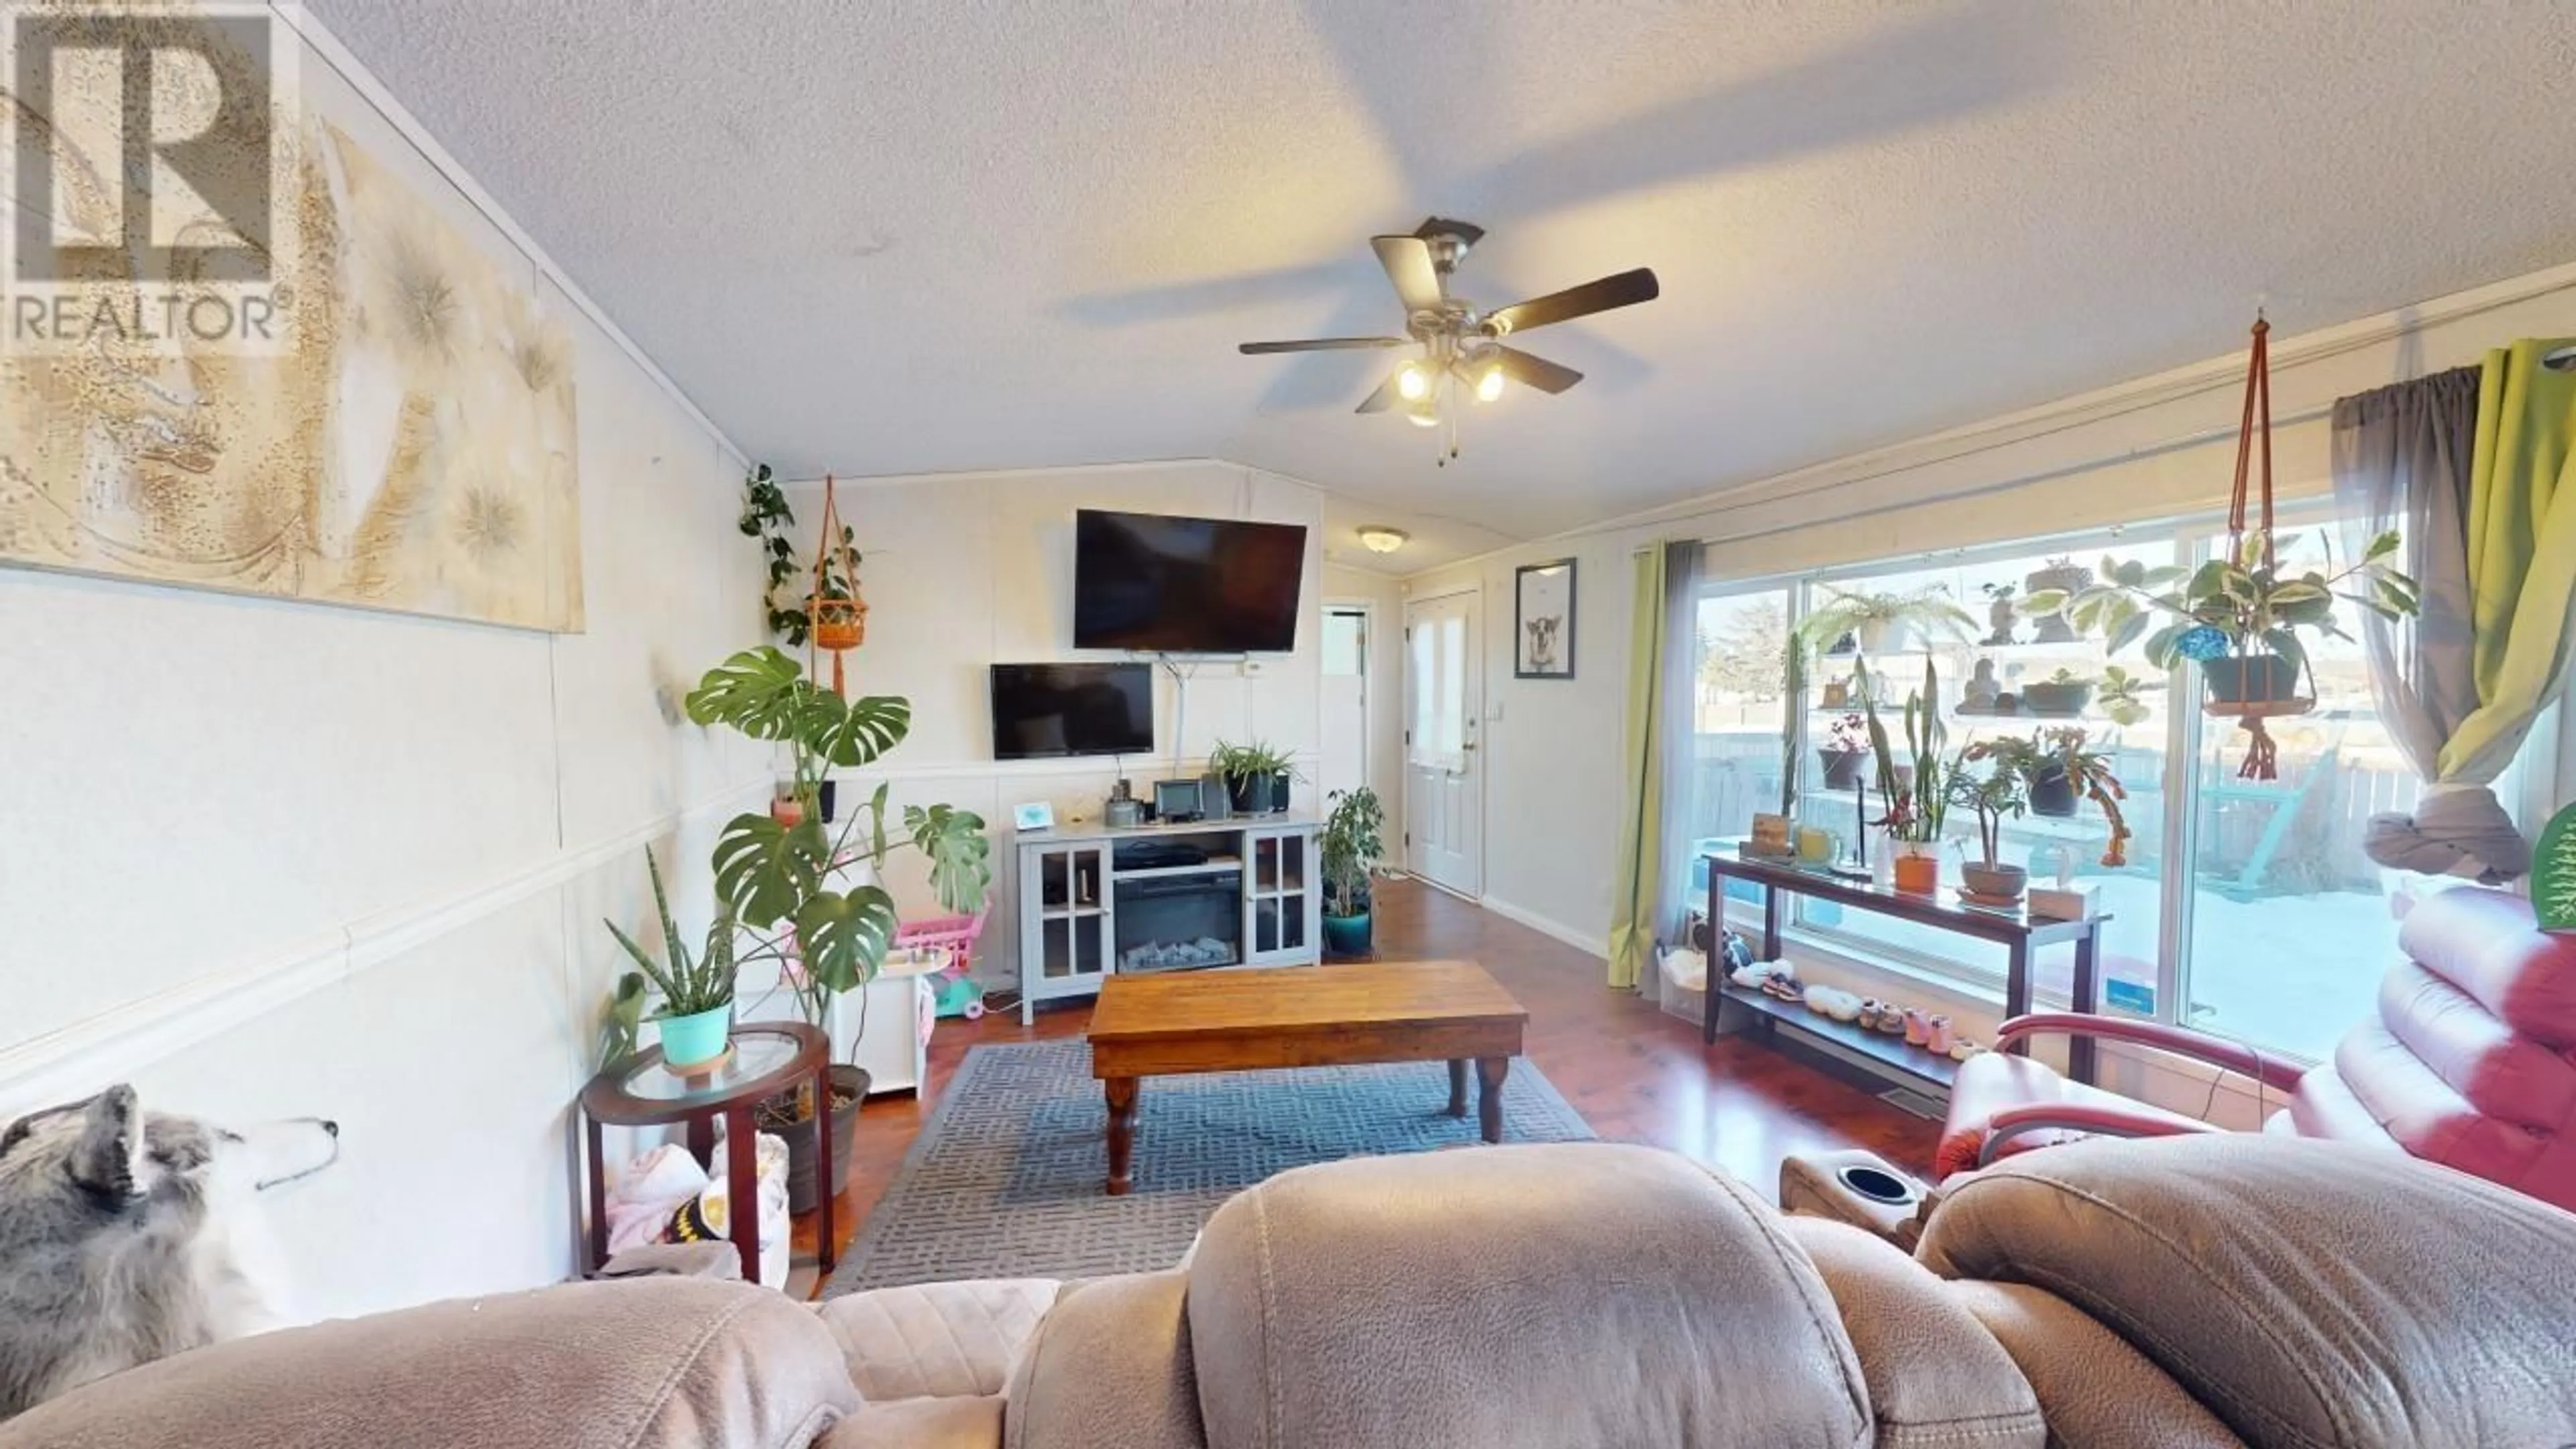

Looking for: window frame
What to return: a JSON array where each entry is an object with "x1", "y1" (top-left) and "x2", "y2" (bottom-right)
[{"x1": 1679, "y1": 500, "x2": 2469, "y2": 1063}]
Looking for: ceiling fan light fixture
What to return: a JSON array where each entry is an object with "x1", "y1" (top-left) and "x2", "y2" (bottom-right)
[
  {"x1": 1356, "y1": 526, "x2": 1411, "y2": 554},
  {"x1": 1405, "y1": 398, "x2": 1441, "y2": 429},
  {"x1": 1472, "y1": 356, "x2": 1506, "y2": 403},
  {"x1": 1396, "y1": 360, "x2": 1433, "y2": 402}
]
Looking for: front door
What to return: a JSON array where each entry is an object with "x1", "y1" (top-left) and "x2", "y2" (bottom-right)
[{"x1": 1404, "y1": 590, "x2": 1482, "y2": 897}]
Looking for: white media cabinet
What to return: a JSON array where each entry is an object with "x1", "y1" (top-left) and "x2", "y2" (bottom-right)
[{"x1": 1016, "y1": 816, "x2": 1322, "y2": 1024}]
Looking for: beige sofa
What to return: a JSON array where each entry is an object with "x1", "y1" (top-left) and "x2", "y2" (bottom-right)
[{"x1": 7, "y1": 1134, "x2": 2572, "y2": 1448}]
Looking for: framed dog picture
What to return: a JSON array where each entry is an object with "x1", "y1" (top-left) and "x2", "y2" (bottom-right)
[{"x1": 1515, "y1": 558, "x2": 1576, "y2": 679}]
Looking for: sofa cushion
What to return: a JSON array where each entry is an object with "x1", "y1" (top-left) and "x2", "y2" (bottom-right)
[
  {"x1": 1945, "y1": 1282, "x2": 2245, "y2": 1448},
  {"x1": 822, "y1": 1395, "x2": 1002, "y2": 1449},
  {"x1": 1917, "y1": 1134, "x2": 2576, "y2": 1449},
  {"x1": 1780, "y1": 1218, "x2": 2043, "y2": 1448},
  {"x1": 1185, "y1": 1143, "x2": 1871, "y2": 1448},
  {"x1": 2375, "y1": 959, "x2": 2576, "y2": 1132},
  {"x1": 0, "y1": 1279, "x2": 859, "y2": 1449},
  {"x1": 1004, "y1": 1272, "x2": 1204, "y2": 1449},
  {"x1": 2398, "y1": 885, "x2": 2576, "y2": 1046},
  {"x1": 817, "y1": 1279, "x2": 1056, "y2": 1401}
]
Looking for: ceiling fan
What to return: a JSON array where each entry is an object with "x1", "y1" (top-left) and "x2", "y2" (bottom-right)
[{"x1": 1237, "y1": 217, "x2": 1659, "y2": 462}]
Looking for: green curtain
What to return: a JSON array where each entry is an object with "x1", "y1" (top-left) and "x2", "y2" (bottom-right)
[
  {"x1": 1607, "y1": 547, "x2": 1666, "y2": 989},
  {"x1": 2443, "y1": 338, "x2": 2576, "y2": 780}
]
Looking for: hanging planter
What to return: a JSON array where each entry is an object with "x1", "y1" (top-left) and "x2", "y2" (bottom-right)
[
  {"x1": 806, "y1": 475, "x2": 865, "y2": 696},
  {"x1": 811, "y1": 593, "x2": 867, "y2": 652},
  {"x1": 2021, "y1": 316, "x2": 2420, "y2": 781}
]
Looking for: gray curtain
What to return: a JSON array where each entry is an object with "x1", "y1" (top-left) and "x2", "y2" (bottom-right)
[
  {"x1": 2331, "y1": 366, "x2": 2525, "y2": 880},
  {"x1": 1642, "y1": 539, "x2": 1704, "y2": 1000}
]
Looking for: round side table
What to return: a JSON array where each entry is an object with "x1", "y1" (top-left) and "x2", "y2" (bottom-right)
[{"x1": 578, "y1": 1020, "x2": 833, "y2": 1285}]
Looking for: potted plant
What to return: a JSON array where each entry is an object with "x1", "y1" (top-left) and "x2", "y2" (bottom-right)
[
  {"x1": 2093, "y1": 664, "x2": 2153, "y2": 727},
  {"x1": 1320, "y1": 787, "x2": 1384, "y2": 958},
  {"x1": 2023, "y1": 533, "x2": 2418, "y2": 776},
  {"x1": 684, "y1": 647, "x2": 992, "y2": 1212},
  {"x1": 1945, "y1": 759, "x2": 2028, "y2": 902},
  {"x1": 2020, "y1": 667, "x2": 2093, "y2": 718},
  {"x1": 741, "y1": 463, "x2": 812, "y2": 647},
  {"x1": 2022, "y1": 557, "x2": 2089, "y2": 642},
  {"x1": 602, "y1": 847, "x2": 739, "y2": 1073},
  {"x1": 1856, "y1": 657, "x2": 1948, "y2": 894},
  {"x1": 808, "y1": 545, "x2": 866, "y2": 653},
  {"x1": 1980, "y1": 582, "x2": 2018, "y2": 645},
  {"x1": 1212, "y1": 738, "x2": 1294, "y2": 815},
  {"x1": 1798, "y1": 585, "x2": 1976, "y2": 658},
  {"x1": 1817, "y1": 712, "x2": 1872, "y2": 790},
  {"x1": 1968, "y1": 727, "x2": 2133, "y2": 869}
]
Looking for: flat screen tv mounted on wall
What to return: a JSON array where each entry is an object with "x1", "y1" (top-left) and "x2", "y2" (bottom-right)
[
  {"x1": 1071, "y1": 509, "x2": 1307, "y2": 653},
  {"x1": 990, "y1": 662, "x2": 1155, "y2": 761}
]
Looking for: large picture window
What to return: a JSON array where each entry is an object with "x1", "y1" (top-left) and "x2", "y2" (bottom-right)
[{"x1": 1691, "y1": 504, "x2": 2500, "y2": 1061}]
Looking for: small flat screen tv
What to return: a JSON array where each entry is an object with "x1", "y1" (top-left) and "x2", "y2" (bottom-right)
[
  {"x1": 1073, "y1": 509, "x2": 1307, "y2": 653},
  {"x1": 989, "y1": 662, "x2": 1155, "y2": 761}
]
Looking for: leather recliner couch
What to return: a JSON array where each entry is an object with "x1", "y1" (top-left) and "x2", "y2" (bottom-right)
[{"x1": 7, "y1": 1134, "x2": 2571, "y2": 1448}]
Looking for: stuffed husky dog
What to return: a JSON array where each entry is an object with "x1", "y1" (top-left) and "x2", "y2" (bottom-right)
[{"x1": 0, "y1": 1085, "x2": 339, "y2": 1419}]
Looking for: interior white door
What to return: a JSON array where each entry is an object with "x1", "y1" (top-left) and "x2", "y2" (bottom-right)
[
  {"x1": 1318, "y1": 606, "x2": 1367, "y2": 803},
  {"x1": 1403, "y1": 591, "x2": 1482, "y2": 896}
]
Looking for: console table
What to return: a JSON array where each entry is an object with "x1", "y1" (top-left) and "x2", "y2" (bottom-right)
[
  {"x1": 1701, "y1": 851, "x2": 2107, "y2": 1089},
  {"x1": 1016, "y1": 816, "x2": 1322, "y2": 1023}
]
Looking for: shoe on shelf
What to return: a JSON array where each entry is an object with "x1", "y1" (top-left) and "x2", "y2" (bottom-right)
[{"x1": 1804, "y1": 985, "x2": 1864, "y2": 1022}]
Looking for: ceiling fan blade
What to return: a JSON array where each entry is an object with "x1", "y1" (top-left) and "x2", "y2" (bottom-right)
[
  {"x1": 1238, "y1": 337, "x2": 1407, "y2": 354},
  {"x1": 1493, "y1": 346, "x2": 1583, "y2": 395},
  {"x1": 1370, "y1": 235, "x2": 1444, "y2": 314},
  {"x1": 1356, "y1": 371, "x2": 1401, "y2": 414},
  {"x1": 1483, "y1": 268, "x2": 1660, "y2": 336}
]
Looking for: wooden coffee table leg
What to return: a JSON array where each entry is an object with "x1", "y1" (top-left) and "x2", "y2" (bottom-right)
[
  {"x1": 1104, "y1": 1077, "x2": 1139, "y2": 1196},
  {"x1": 1446, "y1": 1059, "x2": 1468, "y2": 1118},
  {"x1": 1477, "y1": 1057, "x2": 1509, "y2": 1143}
]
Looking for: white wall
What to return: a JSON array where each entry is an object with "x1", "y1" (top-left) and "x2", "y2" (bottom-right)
[
  {"x1": 0, "y1": 22, "x2": 769, "y2": 1317},
  {"x1": 1322, "y1": 563, "x2": 1406, "y2": 853},
  {"x1": 775, "y1": 461, "x2": 1326, "y2": 987}
]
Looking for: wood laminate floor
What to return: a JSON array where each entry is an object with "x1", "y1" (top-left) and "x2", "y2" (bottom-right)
[{"x1": 790, "y1": 875, "x2": 1933, "y2": 1293}]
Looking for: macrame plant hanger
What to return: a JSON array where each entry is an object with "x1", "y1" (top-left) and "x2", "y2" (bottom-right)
[
  {"x1": 2214, "y1": 314, "x2": 2312, "y2": 780},
  {"x1": 807, "y1": 474, "x2": 866, "y2": 696}
]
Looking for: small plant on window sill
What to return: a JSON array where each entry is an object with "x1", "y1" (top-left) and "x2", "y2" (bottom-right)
[
  {"x1": 1817, "y1": 712, "x2": 1872, "y2": 790},
  {"x1": 2092, "y1": 664, "x2": 2155, "y2": 727},
  {"x1": 1854, "y1": 656, "x2": 1948, "y2": 847},
  {"x1": 1964, "y1": 727, "x2": 2131, "y2": 868},
  {"x1": 1797, "y1": 584, "x2": 1976, "y2": 659}
]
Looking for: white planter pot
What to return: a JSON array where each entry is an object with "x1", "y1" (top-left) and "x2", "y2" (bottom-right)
[{"x1": 1857, "y1": 619, "x2": 1899, "y2": 655}]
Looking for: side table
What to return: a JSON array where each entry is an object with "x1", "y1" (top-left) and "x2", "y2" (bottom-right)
[{"x1": 578, "y1": 1020, "x2": 835, "y2": 1285}]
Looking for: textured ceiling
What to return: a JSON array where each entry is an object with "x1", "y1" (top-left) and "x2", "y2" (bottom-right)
[{"x1": 305, "y1": 0, "x2": 2576, "y2": 573}]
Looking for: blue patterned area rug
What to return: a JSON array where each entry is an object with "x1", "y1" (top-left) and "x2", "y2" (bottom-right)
[{"x1": 823, "y1": 1038, "x2": 1594, "y2": 1294}]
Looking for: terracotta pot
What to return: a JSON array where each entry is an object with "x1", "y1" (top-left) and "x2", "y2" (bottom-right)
[
  {"x1": 1891, "y1": 852, "x2": 1941, "y2": 894},
  {"x1": 811, "y1": 596, "x2": 867, "y2": 651}
]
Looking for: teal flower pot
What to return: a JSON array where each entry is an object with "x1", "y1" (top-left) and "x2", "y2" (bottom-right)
[
  {"x1": 1322, "y1": 910, "x2": 1373, "y2": 959},
  {"x1": 656, "y1": 1005, "x2": 731, "y2": 1070}
]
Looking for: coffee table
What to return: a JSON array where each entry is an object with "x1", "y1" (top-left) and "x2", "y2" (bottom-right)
[{"x1": 1085, "y1": 960, "x2": 1529, "y2": 1195}]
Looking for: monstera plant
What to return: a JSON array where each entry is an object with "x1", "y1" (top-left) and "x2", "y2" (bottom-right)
[{"x1": 684, "y1": 647, "x2": 991, "y2": 1007}]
